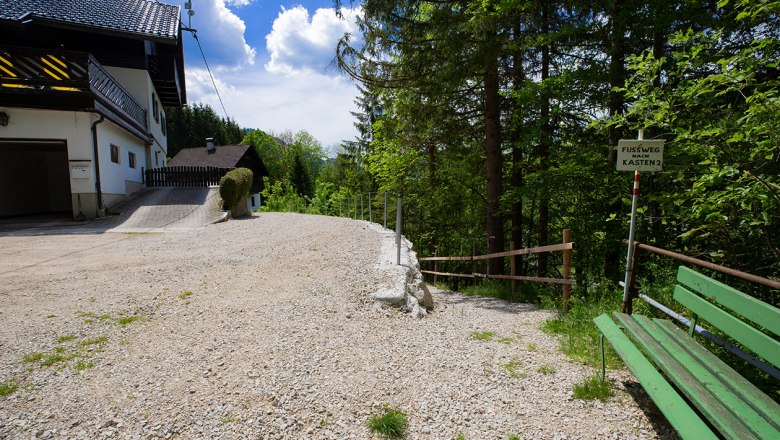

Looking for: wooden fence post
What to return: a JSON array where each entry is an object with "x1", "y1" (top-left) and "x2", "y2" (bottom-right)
[
  {"x1": 562, "y1": 229, "x2": 572, "y2": 310},
  {"x1": 369, "y1": 192, "x2": 373, "y2": 223},
  {"x1": 510, "y1": 241, "x2": 516, "y2": 298},
  {"x1": 471, "y1": 242, "x2": 477, "y2": 277},
  {"x1": 433, "y1": 254, "x2": 438, "y2": 287}
]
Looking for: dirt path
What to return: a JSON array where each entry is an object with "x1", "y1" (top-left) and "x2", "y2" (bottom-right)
[{"x1": 0, "y1": 213, "x2": 672, "y2": 439}]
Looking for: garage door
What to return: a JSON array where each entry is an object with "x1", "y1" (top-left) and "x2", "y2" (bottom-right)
[{"x1": 0, "y1": 140, "x2": 72, "y2": 218}]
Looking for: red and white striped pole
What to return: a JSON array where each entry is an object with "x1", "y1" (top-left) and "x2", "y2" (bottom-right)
[{"x1": 622, "y1": 129, "x2": 643, "y2": 308}]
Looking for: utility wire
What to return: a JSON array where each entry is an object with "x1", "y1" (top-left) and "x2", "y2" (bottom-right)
[{"x1": 190, "y1": 31, "x2": 230, "y2": 120}]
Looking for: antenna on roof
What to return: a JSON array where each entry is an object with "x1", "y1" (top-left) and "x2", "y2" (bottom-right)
[{"x1": 183, "y1": 0, "x2": 195, "y2": 32}]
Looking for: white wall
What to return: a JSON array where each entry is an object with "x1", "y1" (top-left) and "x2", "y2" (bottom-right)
[
  {"x1": 0, "y1": 108, "x2": 94, "y2": 193},
  {"x1": 105, "y1": 66, "x2": 168, "y2": 165},
  {"x1": 97, "y1": 119, "x2": 146, "y2": 197},
  {"x1": 0, "y1": 107, "x2": 150, "y2": 216}
]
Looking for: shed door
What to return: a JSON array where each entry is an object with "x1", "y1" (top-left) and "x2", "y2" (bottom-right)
[{"x1": 0, "y1": 140, "x2": 72, "y2": 217}]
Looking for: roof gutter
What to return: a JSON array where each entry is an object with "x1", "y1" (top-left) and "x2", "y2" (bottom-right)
[{"x1": 91, "y1": 114, "x2": 105, "y2": 216}]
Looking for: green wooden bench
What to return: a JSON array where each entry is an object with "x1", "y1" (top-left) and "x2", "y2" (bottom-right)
[{"x1": 594, "y1": 266, "x2": 780, "y2": 439}]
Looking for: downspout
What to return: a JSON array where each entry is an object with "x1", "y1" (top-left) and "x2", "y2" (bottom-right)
[{"x1": 91, "y1": 114, "x2": 105, "y2": 216}]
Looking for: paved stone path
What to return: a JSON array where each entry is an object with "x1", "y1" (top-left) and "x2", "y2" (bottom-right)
[{"x1": 101, "y1": 187, "x2": 227, "y2": 232}]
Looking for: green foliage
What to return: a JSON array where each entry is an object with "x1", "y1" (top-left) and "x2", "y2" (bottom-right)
[
  {"x1": 0, "y1": 378, "x2": 18, "y2": 396},
  {"x1": 219, "y1": 168, "x2": 253, "y2": 210},
  {"x1": 572, "y1": 375, "x2": 613, "y2": 402},
  {"x1": 367, "y1": 408, "x2": 408, "y2": 439},
  {"x1": 118, "y1": 315, "x2": 140, "y2": 327},
  {"x1": 541, "y1": 283, "x2": 624, "y2": 368},
  {"x1": 470, "y1": 330, "x2": 496, "y2": 341},
  {"x1": 165, "y1": 103, "x2": 243, "y2": 159}
]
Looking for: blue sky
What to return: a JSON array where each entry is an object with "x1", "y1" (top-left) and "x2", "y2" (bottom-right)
[{"x1": 168, "y1": 0, "x2": 363, "y2": 149}]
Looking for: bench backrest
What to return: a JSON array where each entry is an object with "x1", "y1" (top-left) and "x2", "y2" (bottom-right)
[{"x1": 674, "y1": 266, "x2": 780, "y2": 368}]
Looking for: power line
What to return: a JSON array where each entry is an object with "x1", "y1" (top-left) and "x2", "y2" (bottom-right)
[{"x1": 189, "y1": 30, "x2": 230, "y2": 120}]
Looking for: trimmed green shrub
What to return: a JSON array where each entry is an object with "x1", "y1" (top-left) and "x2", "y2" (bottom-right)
[{"x1": 219, "y1": 167, "x2": 253, "y2": 210}]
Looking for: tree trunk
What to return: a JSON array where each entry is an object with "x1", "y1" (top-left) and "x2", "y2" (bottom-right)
[
  {"x1": 538, "y1": 2, "x2": 551, "y2": 278},
  {"x1": 485, "y1": 47, "x2": 504, "y2": 275},
  {"x1": 511, "y1": 16, "x2": 525, "y2": 276},
  {"x1": 603, "y1": 0, "x2": 626, "y2": 280}
]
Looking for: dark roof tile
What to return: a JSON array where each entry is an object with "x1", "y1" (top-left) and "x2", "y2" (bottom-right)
[
  {"x1": 0, "y1": 0, "x2": 180, "y2": 40},
  {"x1": 167, "y1": 145, "x2": 252, "y2": 169}
]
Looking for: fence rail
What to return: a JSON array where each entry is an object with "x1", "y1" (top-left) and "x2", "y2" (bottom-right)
[
  {"x1": 419, "y1": 229, "x2": 574, "y2": 306},
  {"x1": 145, "y1": 166, "x2": 232, "y2": 188}
]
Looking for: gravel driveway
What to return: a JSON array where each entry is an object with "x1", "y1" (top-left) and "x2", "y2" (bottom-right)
[{"x1": 0, "y1": 213, "x2": 673, "y2": 439}]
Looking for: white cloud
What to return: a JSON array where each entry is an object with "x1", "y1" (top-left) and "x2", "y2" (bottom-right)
[
  {"x1": 265, "y1": 6, "x2": 362, "y2": 75},
  {"x1": 187, "y1": 66, "x2": 359, "y2": 147},
  {"x1": 187, "y1": 0, "x2": 256, "y2": 67}
]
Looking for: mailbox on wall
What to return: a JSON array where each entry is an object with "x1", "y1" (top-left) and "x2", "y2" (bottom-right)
[{"x1": 69, "y1": 160, "x2": 91, "y2": 179}]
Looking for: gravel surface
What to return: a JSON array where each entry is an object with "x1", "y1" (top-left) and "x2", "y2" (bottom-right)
[{"x1": 0, "y1": 213, "x2": 674, "y2": 439}]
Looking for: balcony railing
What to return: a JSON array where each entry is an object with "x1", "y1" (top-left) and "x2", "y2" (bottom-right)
[{"x1": 0, "y1": 45, "x2": 147, "y2": 130}]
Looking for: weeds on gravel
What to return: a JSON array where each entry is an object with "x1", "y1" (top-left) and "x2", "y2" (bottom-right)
[
  {"x1": 502, "y1": 358, "x2": 526, "y2": 379},
  {"x1": 74, "y1": 361, "x2": 93, "y2": 371},
  {"x1": 573, "y1": 375, "x2": 613, "y2": 402},
  {"x1": 368, "y1": 408, "x2": 408, "y2": 439},
  {"x1": 22, "y1": 353, "x2": 44, "y2": 363},
  {"x1": 526, "y1": 343, "x2": 537, "y2": 351},
  {"x1": 41, "y1": 353, "x2": 66, "y2": 366},
  {"x1": 0, "y1": 378, "x2": 18, "y2": 396},
  {"x1": 179, "y1": 291, "x2": 193, "y2": 300},
  {"x1": 57, "y1": 334, "x2": 77, "y2": 343},
  {"x1": 496, "y1": 336, "x2": 516, "y2": 344},
  {"x1": 79, "y1": 336, "x2": 108, "y2": 346},
  {"x1": 536, "y1": 364, "x2": 556, "y2": 375},
  {"x1": 220, "y1": 415, "x2": 239, "y2": 425},
  {"x1": 118, "y1": 315, "x2": 140, "y2": 326},
  {"x1": 470, "y1": 330, "x2": 495, "y2": 341}
]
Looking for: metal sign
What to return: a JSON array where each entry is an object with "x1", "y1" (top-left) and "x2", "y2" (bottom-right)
[{"x1": 616, "y1": 139, "x2": 664, "y2": 171}]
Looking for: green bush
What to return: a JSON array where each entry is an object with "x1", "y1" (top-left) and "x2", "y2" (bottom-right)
[{"x1": 219, "y1": 168, "x2": 253, "y2": 210}]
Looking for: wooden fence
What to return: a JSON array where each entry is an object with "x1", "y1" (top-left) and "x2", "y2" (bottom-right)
[
  {"x1": 419, "y1": 229, "x2": 574, "y2": 307},
  {"x1": 144, "y1": 166, "x2": 232, "y2": 188}
]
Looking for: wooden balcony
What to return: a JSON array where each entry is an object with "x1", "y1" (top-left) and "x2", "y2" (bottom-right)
[{"x1": 0, "y1": 45, "x2": 149, "y2": 141}]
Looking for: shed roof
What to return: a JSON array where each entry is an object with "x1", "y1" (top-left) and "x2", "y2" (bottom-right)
[
  {"x1": 0, "y1": 0, "x2": 180, "y2": 41},
  {"x1": 168, "y1": 145, "x2": 252, "y2": 169}
]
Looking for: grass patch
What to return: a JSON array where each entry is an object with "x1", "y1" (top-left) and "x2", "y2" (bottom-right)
[
  {"x1": 79, "y1": 336, "x2": 108, "y2": 346},
  {"x1": 496, "y1": 337, "x2": 516, "y2": 344},
  {"x1": 220, "y1": 415, "x2": 239, "y2": 425},
  {"x1": 536, "y1": 364, "x2": 556, "y2": 375},
  {"x1": 572, "y1": 375, "x2": 613, "y2": 402},
  {"x1": 98, "y1": 313, "x2": 111, "y2": 321},
  {"x1": 46, "y1": 314, "x2": 57, "y2": 319},
  {"x1": 118, "y1": 315, "x2": 140, "y2": 327},
  {"x1": 41, "y1": 353, "x2": 65, "y2": 367},
  {"x1": 74, "y1": 361, "x2": 93, "y2": 371},
  {"x1": 470, "y1": 330, "x2": 495, "y2": 341},
  {"x1": 540, "y1": 282, "x2": 626, "y2": 368},
  {"x1": 22, "y1": 353, "x2": 44, "y2": 363},
  {"x1": 502, "y1": 358, "x2": 526, "y2": 378},
  {"x1": 368, "y1": 408, "x2": 408, "y2": 439},
  {"x1": 526, "y1": 343, "x2": 537, "y2": 351},
  {"x1": 178, "y1": 291, "x2": 194, "y2": 300},
  {"x1": 57, "y1": 334, "x2": 77, "y2": 343},
  {"x1": 0, "y1": 378, "x2": 18, "y2": 396}
]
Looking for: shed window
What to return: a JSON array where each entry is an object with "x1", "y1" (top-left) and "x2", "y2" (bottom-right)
[
  {"x1": 152, "y1": 92, "x2": 160, "y2": 123},
  {"x1": 111, "y1": 144, "x2": 120, "y2": 164}
]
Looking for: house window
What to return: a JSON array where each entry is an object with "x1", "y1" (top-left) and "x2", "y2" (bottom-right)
[
  {"x1": 161, "y1": 114, "x2": 166, "y2": 136},
  {"x1": 152, "y1": 92, "x2": 160, "y2": 123},
  {"x1": 111, "y1": 144, "x2": 120, "y2": 164},
  {"x1": 129, "y1": 151, "x2": 136, "y2": 169}
]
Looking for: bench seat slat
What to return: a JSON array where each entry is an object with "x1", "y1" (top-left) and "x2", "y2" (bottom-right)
[
  {"x1": 674, "y1": 285, "x2": 780, "y2": 367},
  {"x1": 593, "y1": 314, "x2": 718, "y2": 440},
  {"x1": 677, "y1": 266, "x2": 780, "y2": 336},
  {"x1": 653, "y1": 318, "x2": 780, "y2": 432},
  {"x1": 630, "y1": 314, "x2": 780, "y2": 439},
  {"x1": 614, "y1": 313, "x2": 761, "y2": 439}
]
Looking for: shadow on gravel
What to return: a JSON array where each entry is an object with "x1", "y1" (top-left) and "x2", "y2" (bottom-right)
[
  {"x1": 621, "y1": 380, "x2": 680, "y2": 439},
  {"x1": 433, "y1": 289, "x2": 539, "y2": 315}
]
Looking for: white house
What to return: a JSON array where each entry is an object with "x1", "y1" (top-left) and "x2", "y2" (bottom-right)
[{"x1": 0, "y1": 0, "x2": 186, "y2": 219}]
